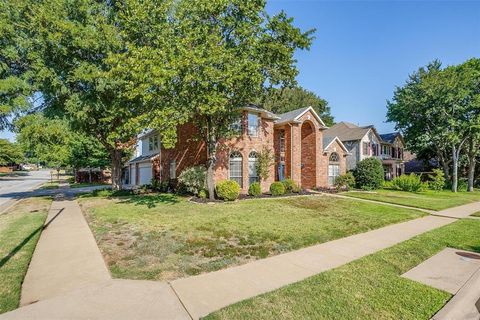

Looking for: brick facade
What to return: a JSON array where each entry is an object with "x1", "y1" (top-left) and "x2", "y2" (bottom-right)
[{"x1": 142, "y1": 107, "x2": 347, "y2": 193}]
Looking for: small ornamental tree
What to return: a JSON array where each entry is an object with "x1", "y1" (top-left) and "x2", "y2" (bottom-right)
[
  {"x1": 256, "y1": 148, "x2": 275, "y2": 183},
  {"x1": 428, "y1": 169, "x2": 446, "y2": 191},
  {"x1": 353, "y1": 158, "x2": 384, "y2": 190}
]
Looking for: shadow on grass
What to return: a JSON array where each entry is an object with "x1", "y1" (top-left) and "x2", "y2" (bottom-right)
[
  {"x1": 0, "y1": 208, "x2": 63, "y2": 269},
  {"x1": 118, "y1": 194, "x2": 180, "y2": 208}
]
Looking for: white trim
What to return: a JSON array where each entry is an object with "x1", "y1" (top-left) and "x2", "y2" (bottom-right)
[
  {"x1": 294, "y1": 106, "x2": 326, "y2": 127},
  {"x1": 324, "y1": 136, "x2": 349, "y2": 153}
]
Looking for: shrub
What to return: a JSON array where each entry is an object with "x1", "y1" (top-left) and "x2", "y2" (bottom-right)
[
  {"x1": 270, "y1": 181, "x2": 285, "y2": 196},
  {"x1": 256, "y1": 148, "x2": 275, "y2": 182},
  {"x1": 151, "y1": 178, "x2": 161, "y2": 191},
  {"x1": 291, "y1": 184, "x2": 301, "y2": 193},
  {"x1": 428, "y1": 169, "x2": 445, "y2": 191},
  {"x1": 353, "y1": 158, "x2": 384, "y2": 190},
  {"x1": 391, "y1": 174, "x2": 425, "y2": 192},
  {"x1": 198, "y1": 189, "x2": 208, "y2": 199},
  {"x1": 282, "y1": 179, "x2": 296, "y2": 193},
  {"x1": 177, "y1": 166, "x2": 207, "y2": 195},
  {"x1": 216, "y1": 180, "x2": 240, "y2": 201},
  {"x1": 248, "y1": 182, "x2": 262, "y2": 197},
  {"x1": 334, "y1": 172, "x2": 355, "y2": 191}
]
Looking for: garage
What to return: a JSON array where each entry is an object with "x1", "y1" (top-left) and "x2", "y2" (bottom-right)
[{"x1": 138, "y1": 162, "x2": 153, "y2": 185}]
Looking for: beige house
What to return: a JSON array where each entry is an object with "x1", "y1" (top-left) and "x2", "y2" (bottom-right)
[{"x1": 324, "y1": 122, "x2": 405, "y2": 180}]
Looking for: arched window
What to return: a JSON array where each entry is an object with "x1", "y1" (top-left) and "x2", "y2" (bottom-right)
[
  {"x1": 229, "y1": 151, "x2": 243, "y2": 187},
  {"x1": 248, "y1": 151, "x2": 259, "y2": 185},
  {"x1": 329, "y1": 152, "x2": 340, "y2": 163},
  {"x1": 328, "y1": 152, "x2": 340, "y2": 186}
]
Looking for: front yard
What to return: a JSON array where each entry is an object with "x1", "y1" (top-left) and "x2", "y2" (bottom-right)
[
  {"x1": 205, "y1": 218, "x2": 480, "y2": 320},
  {"x1": 0, "y1": 197, "x2": 50, "y2": 314},
  {"x1": 79, "y1": 193, "x2": 424, "y2": 281},
  {"x1": 344, "y1": 189, "x2": 480, "y2": 211}
]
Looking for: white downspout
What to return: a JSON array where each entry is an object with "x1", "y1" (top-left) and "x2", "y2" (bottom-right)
[{"x1": 289, "y1": 123, "x2": 294, "y2": 179}]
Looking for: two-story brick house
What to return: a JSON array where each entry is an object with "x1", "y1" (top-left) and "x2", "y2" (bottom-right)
[{"x1": 124, "y1": 105, "x2": 349, "y2": 193}]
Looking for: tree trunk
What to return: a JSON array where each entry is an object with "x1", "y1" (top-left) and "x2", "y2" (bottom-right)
[
  {"x1": 88, "y1": 169, "x2": 92, "y2": 184},
  {"x1": 451, "y1": 151, "x2": 458, "y2": 193},
  {"x1": 467, "y1": 138, "x2": 476, "y2": 192},
  {"x1": 437, "y1": 151, "x2": 450, "y2": 182},
  {"x1": 205, "y1": 118, "x2": 217, "y2": 201},
  {"x1": 110, "y1": 149, "x2": 123, "y2": 191}
]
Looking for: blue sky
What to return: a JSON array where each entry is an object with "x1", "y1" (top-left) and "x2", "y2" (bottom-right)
[{"x1": 1, "y1": 0, "x2": 479, "y2": 141}]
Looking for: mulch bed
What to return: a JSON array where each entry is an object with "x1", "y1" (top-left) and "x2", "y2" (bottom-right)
[{"x1": 189, "y1": 190, "x2": 317, "y2": 204}]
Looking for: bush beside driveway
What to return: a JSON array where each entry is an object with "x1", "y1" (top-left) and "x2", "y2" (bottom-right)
[{"x1": 79, "y1": 193, "x2": 424, "y2": 281}]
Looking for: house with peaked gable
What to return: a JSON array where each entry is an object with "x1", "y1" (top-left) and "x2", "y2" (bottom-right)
[
  {"x1": 123, "y1": 105, "x2": 349, "y2": 193},
  {"x1": 323, "y1": 121, "x2": 405, "y2": 180}
]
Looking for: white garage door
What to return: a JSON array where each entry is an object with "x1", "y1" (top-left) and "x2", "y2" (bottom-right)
[{"x1": 138, "y1": 163, "x2": 153, "y2": 185}]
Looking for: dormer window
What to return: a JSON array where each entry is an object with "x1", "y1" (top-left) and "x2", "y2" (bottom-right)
[
  {"x1": 247, "y1": 113, "x2": 259, "y2": 136},
  {"x1": 149, "y1": 135, "x2": 159, "y2": 151}
]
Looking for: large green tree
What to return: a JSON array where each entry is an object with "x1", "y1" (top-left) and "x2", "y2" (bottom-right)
[
  {"x1": 0, "y1": 139, "x2": 23, "y2": 166},
  {"x1": 387, "y1": 59, "x2": 480, "y2": 192},
  {"x1": 261, "y1": 86, "x2": 334, "y2": 126},
  {"x1": 3, "y1": 0, "x2": 181, "y2": 189},
  {"x1": 164, "y1": 0, "x2": 314, "y2": 199}
]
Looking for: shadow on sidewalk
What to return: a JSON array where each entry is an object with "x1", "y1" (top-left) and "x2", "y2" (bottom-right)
[{"x1": 0, "y1": 208, "x2": 64, "y2": 268}]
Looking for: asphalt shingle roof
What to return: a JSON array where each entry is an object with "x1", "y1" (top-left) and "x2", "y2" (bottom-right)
[
  {"x1": 323, "y1": 122, "x2": 372, "y2": 142},
  {"x1": 379, "y1": 133, "x2": 398, "y2": 144},
  {"x1": 276, "y1": 107, "x2": 310, "y2": 124}
]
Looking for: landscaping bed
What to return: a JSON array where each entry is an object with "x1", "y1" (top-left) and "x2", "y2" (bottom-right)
[
  {"x1": 79, "y1": 192, "x2": 424, "y2": 281},
  {"x1": 344, "y1": 189, "x2": 480, "y2": 211},
  {"x1": 0, "y1": 197, "x2": 51, "y2": 314},
  {"x1": 205, "y1": 219, "x2": 480, "y2": 320}
]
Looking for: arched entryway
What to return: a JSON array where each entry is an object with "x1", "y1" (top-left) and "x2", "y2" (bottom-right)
[{"x1": 301, "y1": 121, "x2": 317, "y2": 188}]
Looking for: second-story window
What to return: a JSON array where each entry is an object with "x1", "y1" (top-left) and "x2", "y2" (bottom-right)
[
  {"x1": 230, "y1": 114, "x2": 242, "y2": 134},
  {"x1": 363, "y1": 142, "x2": 369, "y2": 155},
  {"x1": 279, "y1": 130, "x2": 285, "y2": 153},
  {"x1": 248, "y1": 113, "x2": 260, "y2": 136},
  {"x1": 148, "y1": 135, "x2": 159, "y2": 151}
]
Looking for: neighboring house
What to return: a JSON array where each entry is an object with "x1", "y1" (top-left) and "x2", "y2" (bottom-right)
[
  {"x1": 324, "y1": 122, "x2": 406, "y2": 180},
  {"x1": 123, "y1": 105, "x2": 349, "y2": 192},
  {"x1": 379, "y1": 133, "x2": 406, "y2": 180}
]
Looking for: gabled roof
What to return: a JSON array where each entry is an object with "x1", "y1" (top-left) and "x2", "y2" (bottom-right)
[
  {"x1": 323, "y1": 136, "x2": 350, "y2": 153},
  {"x1": 380, "y1": 132, "x2": 405, "y2": 146},
  {"x1": 128, "y1": 153, "x2": 159, "y2": 164},
  {"x1": 243, "y1": 104, "x2": 280, "y2": 120},
  {"x1": 323, "y1": 121, "x2": 376, "y2": 142},
  {"x1": 275, "y1": 106, "x2": 327, "y2": 127}
]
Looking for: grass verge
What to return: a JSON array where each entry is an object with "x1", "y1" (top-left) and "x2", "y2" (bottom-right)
[
  {"x1": 205, "y1": 219, "x2": 480, "y2": 320},
  {"x1": 79, "y1": 193, "x2": 424, "y2": 281},
  {"x1": 40, "y1": 182, "x2": 59, "y2": 189},
  {"x1": 69, "y1": 182, "x2": 110, "y2": 189},
  {"x1": 0, "y1": 197, "x2": 51, "y2": 314},
  {"x1": 344, "y1": 189, "x2": 480, "y2": 211}
]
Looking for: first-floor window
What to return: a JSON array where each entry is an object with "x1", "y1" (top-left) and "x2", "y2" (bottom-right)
[
  {"x1": 248, "y1": 151, "x2": 259, "y2": 185},
  {"x1": 169, "y1": 159, "x2": 176, "y2": 179},
  {"x1": 229, "y1": 151, "x2": 243, "y2": 187},
  {"x1": 328, "y1": 152, "x2": 340, "y2": 186}
]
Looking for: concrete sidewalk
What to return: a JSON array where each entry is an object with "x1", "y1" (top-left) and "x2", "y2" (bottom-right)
[
  {"x1": 170, "y1": 215, "x2": 454, "y2": 319},
  {"x1": 20, "y1": 199, "x2": 111, "y2": 305},
  {"x1": 2, "y1": 197, "x2": 479, "y2": 319}
]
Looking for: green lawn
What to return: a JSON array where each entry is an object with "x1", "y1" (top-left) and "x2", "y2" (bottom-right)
[
  {"x1": 205, "y1": 219, "x2": 480, "y2": 320},
  {"x1": 69, "y1": 182, "x2": 110, "y2": 189},
  {"x1": 40, "y1": 182, "x2": 59, "y2": 189},
  {"x1": 79, "y1": 193, "x2": 424, "y2": 281},
  {"x1": 0, "y1": 198, "x2": 50, "y2": 314},
  {"x1": 344, "y1": 189, "x2": 480, "y2": 211}
]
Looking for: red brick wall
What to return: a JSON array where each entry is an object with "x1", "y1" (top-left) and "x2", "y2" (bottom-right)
[
  {"x1": 160, "y1": 111, "x2": 275, "y2": 193},
  {"x1": 300, "y1": 121, "x2": 317, "y2": 188},
  {"x1": 319, "y1": 139, "x2": 348, "y2": 187},
  {"x1": 160, "y1": 123, "x2": 207, "y2": 181},
  {"x1": 214, "y1": 112, "x2": 275, "y2": 193}
]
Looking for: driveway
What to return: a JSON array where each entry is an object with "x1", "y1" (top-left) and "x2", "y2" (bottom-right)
[{"x1": 0, "y1": 170, "x2": 51, "y2": 212}]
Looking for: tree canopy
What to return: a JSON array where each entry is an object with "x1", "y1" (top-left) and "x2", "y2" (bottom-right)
[
  {"x1": 261, "y1": 86, "x2": 334, "y2": 126},
  {"x1": 0, "y1": 139, "x2": 23, "y2": 166},
  {"x1": 387, "y1": 58, "x2": 480, "y2": 191}
]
